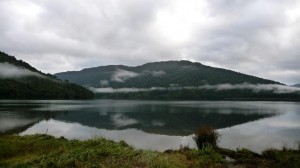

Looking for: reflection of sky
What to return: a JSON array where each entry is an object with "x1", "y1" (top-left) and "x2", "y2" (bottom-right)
[
  {"x1": 20, "y1": 109, "x2": 300, "y2": 153},
  {"x1": 111, "y1": 113, "x2": 139, "y2": 127},
  {"x1": 21, "y1": 119, "x2": 195, "y2": 151},
  {"x1": 20, "y1": 100, "x2": 298, "y2": 115},
  {"x1": 1, "y1": 100, "x2": 300, "y2": 153},
  {"x1": 0, "y1": 110, "x2": 42, "y2": 133},
  {"x1": 219, "y1": 111, "x2": 300, "y2": 153},
  {"x1": 0, "y1": 118, "x2": 41, "y2": 132}
]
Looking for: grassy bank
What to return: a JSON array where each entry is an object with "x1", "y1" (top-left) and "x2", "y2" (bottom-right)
[{"x1": 0, "y1": 134, "x2": 300, "y2": 168}]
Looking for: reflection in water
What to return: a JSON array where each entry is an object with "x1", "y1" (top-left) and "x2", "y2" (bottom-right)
[
  {"x1": 0, "y1": 102, "x2": 55, "y2": 134},
  {"x1": 1, "y1": 100, "x2": 300, "y2": 153},
  {"x1": 48, "y1": 101, "x2": 277, "y2": 135},
  {"x1": 111, "y1": 113, "x2": 139, "y2": 127},
  {"x1": 0, "y1": 118, "x2": 40, "y2": 133},
  {"x1": 219, "y1": 111, "x2": 300, "y2": 153},
  {"x1": 21, "y1": 119, "x2": 195, "y2": 151}
]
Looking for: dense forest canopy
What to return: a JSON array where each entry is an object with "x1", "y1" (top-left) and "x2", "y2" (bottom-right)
[
  {"x1": 56, "y1": 60, "x2": 282, "y2": 88},
  {"x1": 54, "y1": 59, "x2": 300, "y2": 101}
]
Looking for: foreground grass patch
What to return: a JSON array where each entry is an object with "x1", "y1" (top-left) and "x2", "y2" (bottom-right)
[
  {"x1": 0, "y1": 134, "x2": 299, "y2": 168},
  {"x1": 0, "y1": 134, "x2": 190, "y2": 167}
]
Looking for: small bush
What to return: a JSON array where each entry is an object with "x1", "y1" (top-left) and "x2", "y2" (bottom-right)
[{"x1": 193, "y1": 127, "x2": 219, "y2": 150}]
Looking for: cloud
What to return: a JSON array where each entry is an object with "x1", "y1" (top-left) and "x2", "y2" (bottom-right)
[
  {"x1": 90, "y1": 87, "x2": 165, "y2": 93},
  {"x1": 0, "y1": 0, "x2": 300, "y2": 84},
  {"x1": 196, "y1": 83, "x2": 300, "y2": 94},
  {"x1": 90, "y1": 83, "x2": 300, "y2": 94},
  {"x1": 111, "y1": 69, "x2": 139, "y2": 82},
  {"x1": 102, "y1": 69, "x2": 166, "y2": 84},
  {"x1": 99, "y1": 80, "x2": 109, "y2": 87},
  {"x1": 0, "y1": 62, "x2": 42, "y2": 78}
]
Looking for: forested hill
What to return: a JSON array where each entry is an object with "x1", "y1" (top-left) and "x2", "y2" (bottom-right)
[
  {"x1": 56, "y1": 60, "x2": 282, "y2": 88},
  {"x1": 0, "y1": 51, "x2": 94, "y2": 99},
  {"x1": 292, "y1": 84, "x2": 300, "y2": 88}
]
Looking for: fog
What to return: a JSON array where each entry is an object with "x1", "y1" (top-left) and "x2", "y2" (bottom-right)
[
  {"x1": 197, "y1": 83, "x2": 300, "y2": 94},
  {"x1": 110, "y1": 69, "x2": 166, "y2": 83},
  {"x1": 90, "y1": 83, "x2": 300, "y2": 94},
  {"x1": 90, "y1": 87, "x2": 165, "y2": 93},
  {"x1": 0, "y1": 63, "x2": 42, "y2": 78},
  {"x1": 111, "y1": 69, "x2": 139, "y2": 82}
]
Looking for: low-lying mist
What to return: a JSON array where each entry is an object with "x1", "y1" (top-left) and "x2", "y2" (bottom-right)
[
  {"x1": 0, "y1": 63, "x2": 42, "y2": 78},
  {"x1": 90, "y1": 83, "x2": 300, "y2": 94},
  {"x1": 110, "y1": 69, "x2": 166, "y2": 83}
]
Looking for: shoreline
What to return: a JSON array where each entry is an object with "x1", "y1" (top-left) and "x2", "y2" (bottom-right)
[{"x1": 1, "y1": 134, "x2": 299, "y2": 168}]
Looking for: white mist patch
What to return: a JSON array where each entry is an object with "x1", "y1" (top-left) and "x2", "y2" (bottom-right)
[
  {"x1": 111, "y1": 69, "x2": 139, "y2": 82},
  {"x1": 91, "y1": 83, "x2": 300, "y2": 94},
  {"x1": 0, "y1": 62, "x2": 42, "y2": 78},
  {"x1": 111, "y1": 113, "x2": 139, "y2": 127},
  {"x1": 197, "y1": 83, "x2": 300, "y2": 94},
  {"x1": 99, "y1": 80, "x2": 109, "y2": 86},
  {"x1": 90, "y1": 87, "x2": 165, "y2": 93},
  {"x1": 110, "y1": 69, "x2": 167, "y2": 83}
]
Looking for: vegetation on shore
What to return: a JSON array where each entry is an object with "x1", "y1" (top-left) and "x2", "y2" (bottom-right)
[{"x1": 1, "y1": 134, "x2": 299, "y2": 168}]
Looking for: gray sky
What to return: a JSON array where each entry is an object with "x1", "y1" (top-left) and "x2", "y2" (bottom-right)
[{"x1": 0, "y1": 0, "x2": 300, "y2": 85}]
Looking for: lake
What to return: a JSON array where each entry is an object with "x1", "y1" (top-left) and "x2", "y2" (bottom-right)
[{"x1": 1, "y1": 100, "x2": 300, "y2": 153}]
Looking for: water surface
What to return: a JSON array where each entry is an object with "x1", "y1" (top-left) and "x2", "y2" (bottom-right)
[{"x1": 1, "y1": 100, "x2": 299, "y2": 153}]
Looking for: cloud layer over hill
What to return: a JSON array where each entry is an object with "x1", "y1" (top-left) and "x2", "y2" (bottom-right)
[
  {"x1": 90, "y1": 83, "x2": 300, "y2": 94},
  {"x1": 0, "y1": 63, "x2": 41, "y2": 78}
]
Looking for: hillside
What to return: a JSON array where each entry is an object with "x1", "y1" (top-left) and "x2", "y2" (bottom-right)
[
  {"x1": 55, "y1": 60, "x2": 281, "y2": 88},
  {"x1": 292, "y1": 84, "x2": 300, "y2": 88},
  {"x1": 0, "y1": 51, "x2": 94, "y2": 99}
]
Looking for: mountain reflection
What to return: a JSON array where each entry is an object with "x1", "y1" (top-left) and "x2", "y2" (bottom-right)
[
  {"x1": 1, "y1": 100, "x2": 299, "y2": 153},
  {"x1": 1, "y1": 100, "x2": 279, "y2": 135},
  {"x1": 0, "y1": 101, "x2": 55, "y2": 134},
  {"x1": 55, "y1": 108, "x2": 274, "y2": 135}
]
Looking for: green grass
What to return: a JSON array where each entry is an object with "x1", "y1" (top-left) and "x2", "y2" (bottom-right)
[
  {"x1": 0, "y1": 134, "x2": 299, "y2": 168},
  {"x1": 0, "y1": 134, "x2": 191, "y2": 168},
  {"x1": 262, "y1": 147, "x2": 300, "y2": 168}
]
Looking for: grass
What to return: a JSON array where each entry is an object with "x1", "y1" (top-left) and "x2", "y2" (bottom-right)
[
  {"x1": 0, "y1": 134, "x2": 299, "y2": 168},
  {"x1": 0, "y1": 134, "x2": 191, "y2": 168},
  {"x1": 193, "y1": 126, "x2": 219, "y2": 149}
]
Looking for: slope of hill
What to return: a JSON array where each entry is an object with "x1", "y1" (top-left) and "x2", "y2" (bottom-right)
[
  {"x1": 292, "y1": 84, "x2": 300, "y2": 88},
  {"x1": 55, "y1": 60, "x2": 281, "y2": 88},
  {"x1": 0, "y1": 51, "x2": 94, "y2": 99}
]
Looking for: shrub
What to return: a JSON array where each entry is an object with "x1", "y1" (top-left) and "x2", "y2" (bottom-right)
[{"x1": 193, "y1": 126, "x2": 219, "y2": 150}]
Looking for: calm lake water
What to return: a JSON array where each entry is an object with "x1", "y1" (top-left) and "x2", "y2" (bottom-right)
[{"x1": 1, "y1": 100, "x2": 300, "y2": 153}]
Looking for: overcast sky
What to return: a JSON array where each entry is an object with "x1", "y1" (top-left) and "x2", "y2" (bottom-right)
[{"x1": 0, "y1": 0, "x2": 300, "y2": 84}]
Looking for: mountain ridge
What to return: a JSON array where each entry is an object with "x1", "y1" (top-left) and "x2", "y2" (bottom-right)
[
  {"x1": 292, "y1": 84, "x2": 300, "y2": 88},
  {"x1": 55, "y1": 60, "x2": 282, "y2": 88}
]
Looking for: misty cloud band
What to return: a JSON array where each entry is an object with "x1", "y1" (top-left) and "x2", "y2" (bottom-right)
[
  {"x1": 0, "y1": 63, "x2": 42, "y2": 78},
  {"x1": 110, "y1": 69, "x2": 166, "y2": 83},
  {"x1": 90, "y1": 83, "x2": 300, "y2": 94}
]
